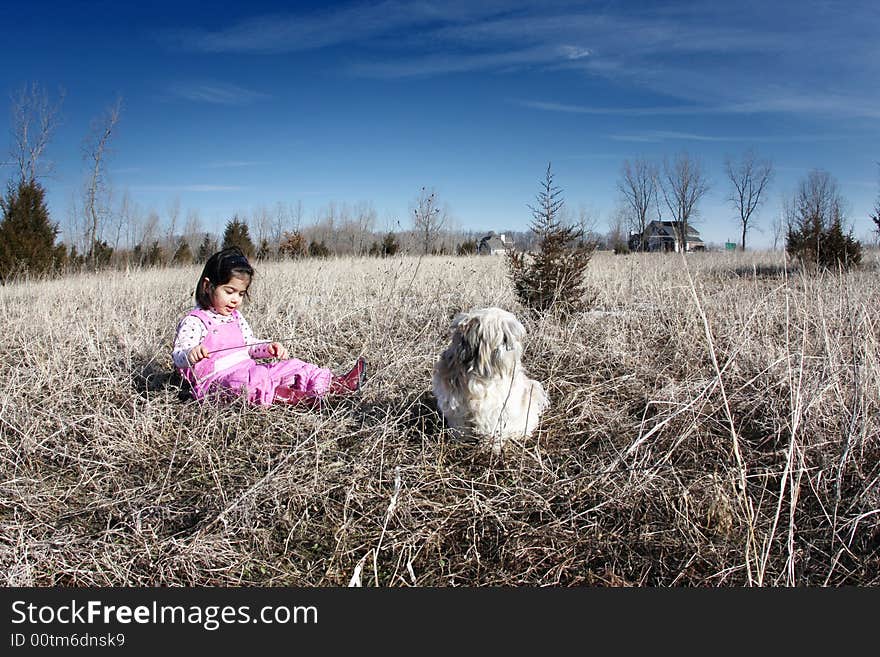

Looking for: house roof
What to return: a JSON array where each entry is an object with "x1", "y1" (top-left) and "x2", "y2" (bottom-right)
[
  {"x1": 480, "y1": 236, "x2": 508, "y2": 250},
  {"x1": 479, "y1": 231, "x2": 511, "y2": 249},
  {"x1": 646, "y1": 220, "x2": 703, "y2": 240}
]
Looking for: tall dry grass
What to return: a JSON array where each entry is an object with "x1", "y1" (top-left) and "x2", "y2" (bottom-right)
[{"x1": 1, "y1": 250, "x2": 877, "y2": 586}]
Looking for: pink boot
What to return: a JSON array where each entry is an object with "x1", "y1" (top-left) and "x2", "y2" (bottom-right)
[
  {"x1": 274, "y1": 385, "x2": 321, "y2": 409},
  {"x1": 328, "y1": 357, "x2": 367, "y2": 396}
]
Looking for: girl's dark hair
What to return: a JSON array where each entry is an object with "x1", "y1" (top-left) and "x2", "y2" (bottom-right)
[{"x1": 195, "y1": 246, "x2": 255, "y2": 309}]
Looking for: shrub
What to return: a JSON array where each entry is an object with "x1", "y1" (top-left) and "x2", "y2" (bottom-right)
[
  {"x1": 308, "y1": 240, "x2": 330, "y2": 258},
  {"x1": 279, "y1": 231, "x2": 308, "y2": 259},
  {"x1": 507, "y1": 163, "x2": 597, "y2": 316},
  {"x1": 382, "y1": 231, "x2": 400, "y2": 257},
  {"x1": 785, "y1": 170, "x2": 861, "y2": 271},
  {"x1": 456, "y1": 239, "x2": 477, "y2": 255}
]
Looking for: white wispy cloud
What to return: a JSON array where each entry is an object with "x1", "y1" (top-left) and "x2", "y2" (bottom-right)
[
  {"x1": 203, "y1": 160, "x2": 268, "y2": 169},
  {"x1": 512, "y1": 99, "x2": 712, "y2": 116},
  {"x1": 351, "y1": 45, "x2": 576, "y2": 78},
  {"x1": 166, "y1": 82, "x2": 270, "y2": 106},
  {"x1": 609, "y1": 130, "x2": 842, "y2": 143},
  {"x1": 161, "y1": 1, "x2": 530, "y2": 53},
  {"x1": 160, "y1": 1, "x2": 879, "y2": 119},
  {"x1": 129, "y1": 185, "x2": 249, "y2": 192},
  {"x1": 727, "y1": 94, "x2": 880, "y2": 120}
]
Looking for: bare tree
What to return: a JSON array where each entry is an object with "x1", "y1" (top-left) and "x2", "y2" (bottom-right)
[
  {"x1": 617, "y1": 158, "x2": 658, "y2": 251},
  {"x1": 183, "y1": 208, "x2": 203, "y2": 252},
  {"x1": 725, "y1": 150, "x2": 774, "y2": 251},
  {"x1": 136, "y1": 210, "x2": 161, "y2": 266},
  {"x1": 252, "y1": 204, "x2": 272, "y2": 248},
  {"x1": 606, "y1": 205, "x2": 629, "y2": 252},
  {"x1": 270, "y1": 202, "x2": 288, "y2": 246},
  {"x1": 871, "y1": 162, "x2": 880, "y2": 242},
  {"x1": 411, "y1": 186, "x2": 448, "y2": 255},
  {"x1": 659, "y1": 151, "x2": 710, "y2": 253},
  {"x1": 83, "y1": 97, "x2": 123, "y2": 268},
  {"x1": 8, "y1": 83, "x2": 64, "y2": 183},
  {"x1": 574, "y1": 202, "x2": 601, "y2": 243},
  {"x1": 291, "y1": 200, "x2": 304, "y2": 233},
  {"x1": 354, "y1": 201, "x2": 377, "y2": 255},
  {"x1": 165, "y1": 196, "x2": 181, "y2": 247},
  {"x1": 770, "y1": 205, "x2": 786, "y2": 251},
  {"x1": 111, "y1": 190, "x2": 133, "y2": 254}
]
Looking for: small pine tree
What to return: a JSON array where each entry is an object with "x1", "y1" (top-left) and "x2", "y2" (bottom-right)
[
  {"x1": 89, "y1": 240, "x2": 114, "y2": 268},
  {"x1": 507, "y1": 163, "x2": 596, "y2": 316},
  {"x1": 53, "y1": 242, "x2": 69, "y2": 272},
  {"x1": 0, "y1": 179, "x2": 60, "y2": 281},
  {"x1": 68, "y1": 244, "x2": 84, "y2": 269},
  {"x1": 256, "y1": 238, "x2": 272, "y2": 260},
  {"x1": 381, "y1": 231, "x2": 399, "y2": 257},
  {"x1": 145, "y1": 241, "x2": 164, "y2": 267},
  {"x1": 172, "y1": 238, "x2": 193, "y2": 265},
  {"x1": 820, "y1": 216, "x2": 862, "y2": 269},
  {"x1": 197, "y1": 233, "x2": 217, "y2": 262},
  {"x1": 308, "y1": 240, "x2": 330, "y2": 258},
  {"x1": 221, "y1": 216, "x2": 255, "y2": 257},
  {"x1": 786, "y1": 170, "x2": 861, "y2": 271}
]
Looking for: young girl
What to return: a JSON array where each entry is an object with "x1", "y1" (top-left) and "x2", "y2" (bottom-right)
[{"x1": 172, "y1": 246, "x2": 366, "y2": 406}]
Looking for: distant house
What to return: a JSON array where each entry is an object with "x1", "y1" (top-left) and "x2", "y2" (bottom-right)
[
  {"x1": 478, "y1": 231, "x2": 513, "y2": 255},
  {"x1": 629, "y1": 220, "x2": 705, "y2": 253}
]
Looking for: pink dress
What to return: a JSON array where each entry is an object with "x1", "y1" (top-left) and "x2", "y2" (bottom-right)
[{"x1": 178, "y1": 308, "x2": 331, "y2": 406}]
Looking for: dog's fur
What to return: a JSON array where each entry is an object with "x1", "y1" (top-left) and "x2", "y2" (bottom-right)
[{"x1": 432, "y1": 307, "x2": 549, "y2": 453}]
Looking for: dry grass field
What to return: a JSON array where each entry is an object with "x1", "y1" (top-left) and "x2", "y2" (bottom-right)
[{"x1": 1, "y1": 250, "x2": 878, "y2": 586}]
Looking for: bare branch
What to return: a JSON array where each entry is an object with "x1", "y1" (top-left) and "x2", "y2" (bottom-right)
[
  {"x1": 617, "y1": 158, "x2": 658, "y2": 251},
  {"x1": 8, "y1": 83, "x2": 65, "y2": 183},
  {"x1": 725, "y1": 150, "x2": 774, "y2": 250},
  {"x1": 411, "y1": 187, "x2": 448, "y2": 255},
  {"x1": 659, "y1": 152, "x2": 710, "y2": 253},
  {"x1": 83, "y1": 97, "x2": 123, "y2": 268}
]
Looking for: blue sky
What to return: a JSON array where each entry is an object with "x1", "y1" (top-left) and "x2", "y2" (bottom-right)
[{"x1": 3, "y1": 0, "x2": 879, "y2": 248}]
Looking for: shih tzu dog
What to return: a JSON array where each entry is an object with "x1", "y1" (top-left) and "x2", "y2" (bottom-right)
[{"x1": 432, "y1": 307, "x2": 549, "y2": 453}]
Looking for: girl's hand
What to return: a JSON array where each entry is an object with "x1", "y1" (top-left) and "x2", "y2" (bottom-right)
[
  {"x1": 187, "y1": 344, "x2": 209, "y2": 365},
  {"x1": 268, "y1": 342, "x2": 288, "y2": 359}
]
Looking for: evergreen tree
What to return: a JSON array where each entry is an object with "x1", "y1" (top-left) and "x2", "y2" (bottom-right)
[
  {"x1": 786, "y1": 170, "x2": 861, "y2": 271},
  {"x1": 90, "y1": 240, "x2": 113, "y2": 268},
  {"x1": 172, "y1": 238, "x2": 193, "y2": 265},
  {"x1": 0, "y1": 178, "x2": 60, "y2": 281},
  {"x1": 256, "y1": 238, "x2": 272, "y2": 260},
  {"x1": 507, "y1": 163, "x2": 596, "y2": 316},
  {"x1": 381, "y1": 231, "x2": 399, "y2": 256},
  {"x1": 146, "y1": 241, "x2": 164, "y2": 267},
  {"x1": 53, "y1": 242, "x2": 69, "y2": 271},
  {"x1": 197, "y1": 233, "x2": 217, "y2": 262},
  {"x1": 308, "y1": 240, "x2": 330, "y2": 257},
  {"x1": 221, "y1": 216, "x2": 255, "y2": 257}
]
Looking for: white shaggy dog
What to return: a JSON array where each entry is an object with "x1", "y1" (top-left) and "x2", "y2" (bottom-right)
[{"x1": 432, "y1": 307, "x2": 549, "y2": 453}]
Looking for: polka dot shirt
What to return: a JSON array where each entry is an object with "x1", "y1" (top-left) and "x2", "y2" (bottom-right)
[{"x1": 171, "y1": 306, "x2": 267, "y2": 369}]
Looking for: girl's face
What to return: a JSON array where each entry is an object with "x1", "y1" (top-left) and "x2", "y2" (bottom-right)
[{"x1": 205, "y1": 274, "x2": 250, "y2": 316}]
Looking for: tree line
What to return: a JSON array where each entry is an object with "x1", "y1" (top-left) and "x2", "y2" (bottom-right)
[{"x1": 1, "y1": 83, "x2": 877, "y2": 282}]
